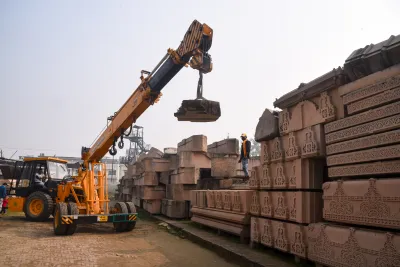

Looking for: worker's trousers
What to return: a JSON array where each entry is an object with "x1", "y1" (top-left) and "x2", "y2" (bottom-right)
[
  {"x1": 242, "y1": 158, "x2": 249, "y2": 177},
  {"x1": 0, "y1": 198, "x2": 3, "y2": 213}
]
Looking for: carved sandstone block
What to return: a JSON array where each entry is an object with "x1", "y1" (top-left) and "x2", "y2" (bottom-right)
[
  {"x1": 270, "y1": 137, "x2": 284, "y2": 162},
  {"x1": 328, "y1": 160, "x2": 400, "y2": 178},
  {"x1": 177, "y1": 135, "x2": 207, "y2": 153},
  {"x1": 211, "y1": 156, "x2": 237, "y2": 178},
  {"x1": 327, "y1": 144, "x2": 400, "y2": 166},
  {"x1": 166, "y1": 184, "x2": 196, "y2": 201},
  {"x1": 251, "y1": 217, "x2": 308, "y2": 258},
  {"x1": 325, "y1": 114, "x2": 400, "y2": 145},
  {"x1": 161, "y1": 199, "x2": 189, "y2": 219},
  {"x1": 178, "y1": 151, "x2": 211, "y2": 169},
  {"x1": 143, "y1": 199, "x2": 161, "y2": 214},
  {"x1": 323, "y1": 179, "x2": 400, "y2": 229},
  {"x1": 325, "y1": 101, "x2": 400, "y2": 134},
  {"x1": 190, "y1": 190, "x2": 207, "y2": 208},
  {"x1": 307, "y1": 223, "x2": 400, "y2": 267},
  {"x1": 255, "y1": 109, "x2": 280, "y2": 142},
  {"x1": 249, "y1": 165, "x2": 261, "y2": 189},
  {"x1": 260, "y1": 159, "x2": 323, "y2": 190},
  {"x1": 250, "y1": 191, "x2": 260, "y2": 216},
  {"x1": 139, "y1": 186, "x2": 165, "y2": 200},
  {"x1": 207, "y1": 138, "x2": 239, "y2": 155},
  {"x1": 326, "y1": 129, "x2": 400, "y2": 155},
  {"x1": 171, "y1": 167, "x2": 200, "y2": 184},
  {"x1": 259, "y1": 191, "x2": 322, "y2": 223},
  {"x1": 347, "y1": 86, "x2": 400, "y2": 115},
  {"x1": 206, "y1": 190, "x2": 216, "y2": 208},
  {"x1": 221, "y1": 190, "x2": 254, "y2": 214},
  {"x1": 260, "y1": 141, "x2": 270, "y2": 165},
  {"x1": 191, "y1": 207, "x2": 251, "y2": 225},
  {"x1": 142, "y1": 158, "x2": 170, "y2": 172}
]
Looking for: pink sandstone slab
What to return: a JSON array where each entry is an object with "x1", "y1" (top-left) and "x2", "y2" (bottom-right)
[
  {"x1": 161, "y1": 199, "x2": 189, "y2": 219},
  {"x1": 178, "y1": 151, "x2": 211, "y2": 169},
  {"x1": 249, "y1": 166, "x2": 262, "y2": 189},
  {"x1": 251, "y1": 217, "x2": 308, "y2": 258},
  {"x1": 191, "y1": 207, "x2": 251, "y2": 225},
  {"x1": 177, "y1": 135, "x2": 207, "y2": 153},
  {"x1": 260, "y1": 141, "x2": 270, "y2": 165},
  {"x1": 171, "y1": 167, "x2": 200, "y2": 184},
  {"x1": 142, "y1": 158, "x2": 170, "y2": 172},
  {"x1": 307, "y1": 222, "x2": 400, "y2": 266},
  {"x1": 328, "y1": 159, "x2": 400, "y2": 178},
  {"x1": 202, "y1": 190, "x2": 254, "y2": 214},
  {"x1": 169, "y1": 154, "x2": 178, "y2": 170},
  {"x1": 135, "y1": 171, "x2": 158, "y2": 186},
  {"x1": 218, "y1": 178, "x2": 233, "y2": 189},
  {"x1": 207, "y1": 138, "x2": 239, "y2": 155},
  {"x1": 159, "y1": 171, "x2": 170, "y2": 185},
  {"x1": 166, "y1": 184, "x2": 196, "y2": 201},
  {"x1": 190, "y1": 190, "x2": 207, "y2": 208},
  {"x1": 143, "y1": 199, "x2": 161, "y2": 214},
  {"x1": 139, "y1": 185, "x2": 166, "y2": 200},
  {"x1": 323, "y1": 178, "x2": 400, "y2": 229},
  {"x1": 211, "y1": 156, "x2": 238, "y2": 178},
  {"x1": 257, "y1": 191, "x2": 322, "y2": 224}
]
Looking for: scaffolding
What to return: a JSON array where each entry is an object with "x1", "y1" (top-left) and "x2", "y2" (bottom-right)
[{"x1": 119, "y1": 125, "x2": 150, "y2": 165}]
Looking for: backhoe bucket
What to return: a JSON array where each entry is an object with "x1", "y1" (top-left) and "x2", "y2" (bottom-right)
[{"x1": 174, "y1": 99, "x2": 221, "y2": 122}]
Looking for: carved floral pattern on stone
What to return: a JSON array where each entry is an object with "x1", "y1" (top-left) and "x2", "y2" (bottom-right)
[
  {"x1": 250, "y1": 191, "x2": 260, "y2": 215},
  {"x1": 274, "y1": 193, "x2": 288, "y2": 219},
  {"x1": 274, "y1": 164, "x2": 288, "y2": 188},
  {"x1": 291, "y1": 230, "x2": 306, "y2": 257},
  {"x1": 261, "y1": 220, "x2": 273, "y2": 247},
  {"x1": 271, "y1": 137, "x2": 284, "y2": 162},
  {"x1": 249, "y1": 168, "x2": 260, "y2": 189},
  {"x1": 261, "y1": 193, "x2": 273, "y2": 217},
  {"x1": 289, "y1": 163, "x2": 296, "y2": 188},
  {"x1": 328, "y1": 159, "x2": 400, "y2": 178},
  {"x1": 215, "y1": 191, "x2": 223, "y2": 209},
  {"x1": 262, "y1": 142, "x2": 270, "y2": 164},
  {"x1": 232, "y1": 192, "x2": 242, "y2": 212},
  {"x1": 340, "y1": 228, "x2": 367, "y2": 267},
  {"x1": 285, "y1": 132, "x2": 300, "y2": 160},
  {"x1": 252, "y1": 218, "x2": 260, "y2": 242},
  {"x1": 223, "y1": 191, "x2": 232, "y2": 211},
  {"x1": 289, "y1": 194, "x2": 297, "y2": 220},
  {"x1": 308, "y1": 224, "x2": 335, "y2": 260},
  {"x1": 279, "y1": 109, "x2": 290, "y2": 134},
  {"x1": 275, "y1": 223, "x2": 289, "y2": 252},
  {"x1": 206, "y1": 191, "x2": 215, "y2": 208},
  {"x1": 375, "y1": 233, "x2": 400, "y2": 266},
  {"x1": 319, "y1": 91, "x2": 336, "y2": 121},
  {"x1": 327, "y1": 180, "x2": 354, "y2": 216},
  {"x1": 358, "y1": 179, "x2": 390, "y2": 218},
  {"x1": 260, "y1": 165, "x2": 272, "y2": 188},
  {"x1": 302, "y1": 127, "x2": 319, "y2": 157}
]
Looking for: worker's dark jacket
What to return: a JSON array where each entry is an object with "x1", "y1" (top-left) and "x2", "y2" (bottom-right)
[
  {"x1": 0, "y1": 185, "x2": 6, "y2": 198},
  {"x1": 240, "y1": 140, "x2": 251, "y2": 160}
]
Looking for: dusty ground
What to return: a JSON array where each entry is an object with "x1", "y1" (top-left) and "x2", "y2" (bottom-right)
[{"x1": 0, "y1": 212, "x2": 238, "y2": 267}]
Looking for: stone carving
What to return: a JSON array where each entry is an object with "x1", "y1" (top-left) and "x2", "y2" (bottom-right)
[
  {"x1": 279, "y1": 109, "x2": 291, "y2": 135},
  {"x1": 340, "y1": 228, "x2": 368, "y2": 267},
  {"x1": 327, "y1": 129, "x2": 400, "y2": 155},
  {"x1": 323, "y1": 178, "x2": 400, "y2": 229},
  {"x1": 375, "y1": 233, "x2": 400, "y2": 267},
  {"x1": 319, "y1": 91, "x2": 336, "y2": 121},
  {"x1": 223, "y1": 191, "x2": 232, "y2": 211},
  {"x1": 302, "y1": 127, "x2": 318, "y2": 157},
  {"x1": 347, "y1": 86, "x2": 400, "y2": 115},
  {"x1": 261, "y1": 219, "x2": 274, "y2": 247},
  {"x1": 215, "y1": 191, "x2": 223, "y2": 209},
  {"x1": 260, "y1": 165, "x2": 272, "y2": 188},
  {"x1": 232, "y1": 191, "x2": 242, "y2": 212},
  {"x1": 273, "y1": 164, "x2": 288, "y2": 188},
  {"x1": 261, "y1": 192, "x2": 273, "y2": 217},
  {"x1": 261, "y1": 142, "x2": 270, "y2": 164},
  {"x1": 327, "y1": 144, "x2": 400, "y2": 166},
  {"x1": 325, "y1": 114, "x2": 400, "y2": 145},
  {"x1": 328, "y1": 160, "x2": 400, "y2": 178},
  {"x1": 289, "y1": 163, "x2": 297, "y2": 187},
  {"x1": 249, "y1": 167, "x2": 260, "y2": 189},
  {"x1": 250, "y1": 191, "x2": 260, "y2": 215},
  {"x1": 291, "y1": 229, "x2": 306, "y2": 257},
  {"x1": 251, "y1": 217, "x2": 260, "y2": 243},
  {"x1": 274, "y1": 223, "x2": 289, "y2": 252},
  {"x1": 206, "y1": 191, "x2": 215, "y2": 208},
  {"x1": 270, "y1": 137, "x2": 284, "y2": 162},
  {"x1": 289, "y1": 194, "x2": 297, "y2": 221},
  {"x1": 274, "y1": 193, "x2": 289, "y2": 220},
  {"x1": 285, "y1": 132, "x2": 300, "y2": 160},
  {"x1": 308, "y1": 224, "x2": 335, "y2": 262},
  {"x1": 343, "y1": 74, "x2": 400, "y2": 104},
  {"x1": 325, "y1": 101, "x2": 400, "y2": 134}
]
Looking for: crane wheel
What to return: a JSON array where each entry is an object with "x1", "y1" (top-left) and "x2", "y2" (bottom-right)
[
  {"x1": 66, "y1": 202, "x2": 79, "y2": 235},
  {"x1": 125, "y1": 202, "x2": 137, "y2": 231},
  {"x1": 53, "y1": 202, "x2": 69, "y2": 236},
  {"x1": 24, "y1": 191, "x2": 54, "y2": 222},
  {"x1": 113, "y1": 202, "x2": 128, "y2": 232}
]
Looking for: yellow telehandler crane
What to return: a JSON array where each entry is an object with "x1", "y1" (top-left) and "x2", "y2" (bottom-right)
[{"x1": 7, "y1": 19, "x2": 220, "y2": 235}]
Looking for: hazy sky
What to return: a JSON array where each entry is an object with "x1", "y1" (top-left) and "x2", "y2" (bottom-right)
[{"x1": 1, "y1": 0, "x2": 399, "y2": 159}]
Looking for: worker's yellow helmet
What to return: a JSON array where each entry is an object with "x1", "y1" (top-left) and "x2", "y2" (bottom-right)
[{"x1": 241, "y1": 133, "x2": 247, "y2": 138}]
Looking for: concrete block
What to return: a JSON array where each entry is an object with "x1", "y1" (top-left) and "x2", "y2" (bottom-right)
[
  {"x1": 207, "y1": 138, "x2": 239, "y2": 155},
  {"x1": 178, "y1": 135, "x2": 207, "y2": 153}
]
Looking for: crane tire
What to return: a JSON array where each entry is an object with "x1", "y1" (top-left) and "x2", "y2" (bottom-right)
[
  {"x1": 125, "y1": 202, "x2": 137, "y2": 231},
  {"x1": 66, "y1": 202, "x2": 79, "y2": 235},
  {"x1": 24, "y1": 191, "x2": 54, "y2": 222},
  {"x1": 113, "y1": 202, "x2": 128, "y2": 232},
  {"x1": 53, "y1": 202, "x2": 69, "y2": 236}
]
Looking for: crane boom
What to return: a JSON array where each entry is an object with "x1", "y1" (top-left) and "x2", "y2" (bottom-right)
[{"x1": 81, "y1": 20, "x2": 214, "y2": 163}]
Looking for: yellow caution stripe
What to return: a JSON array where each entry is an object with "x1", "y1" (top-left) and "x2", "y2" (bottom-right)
[
  {"x1": 129, "y1": 214, "x2": 137, "y2": 221},
  {"x1": 61, "y1": 216, "x2": 74, "y2": 224}
]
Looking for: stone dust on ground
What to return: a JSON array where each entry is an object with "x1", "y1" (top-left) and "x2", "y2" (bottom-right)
[{"x1": 0, "y1": 213, "x2": 238, "y2": 267}]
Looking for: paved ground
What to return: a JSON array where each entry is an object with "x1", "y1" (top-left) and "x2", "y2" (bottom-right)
[{"x1": 0, "y1": 212, "x2": 238, "y2": 267}]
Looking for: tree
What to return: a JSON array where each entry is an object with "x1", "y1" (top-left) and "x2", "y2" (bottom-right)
[{"x1": 249, "y1": 137, "x2": 260, "y2": 157}]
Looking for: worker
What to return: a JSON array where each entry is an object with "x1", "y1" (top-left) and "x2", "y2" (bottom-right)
[
  {"x1": 0, "y1": 183, "x2": 7, "y2": 214},
  {"x1": 34, "y1": 169, "x2": 46, "y2": 189},
  {"x1": 238, "y1": 133, "x2": 251, "y2": 179}
]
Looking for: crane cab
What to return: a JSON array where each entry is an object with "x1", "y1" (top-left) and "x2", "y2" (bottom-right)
[{"x1": 8, "y1": 157, "x2": 69, "y2": 221}]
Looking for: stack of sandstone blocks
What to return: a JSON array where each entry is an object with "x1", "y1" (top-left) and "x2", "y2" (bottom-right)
[
  {"x1": 248, "y1": 34, "x2": 400, "y2": 266},
  {"x1": 190, "y1": 139, "x2": 261, "y2": 243},
  {"x1": 161, "y1": 135, "x2": 211, "y2": 219}
]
